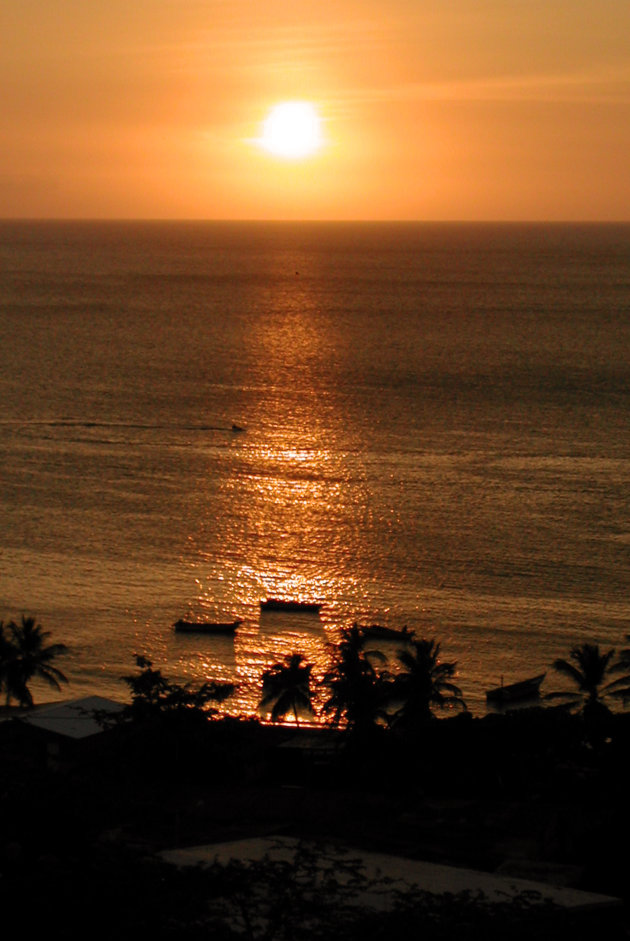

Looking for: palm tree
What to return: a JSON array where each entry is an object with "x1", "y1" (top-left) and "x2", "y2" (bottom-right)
[
  {"x1": 259, "y1": 653, "x2": 314, "y2": 726},
  {"x1": 548, "y1": 642, "x2": 630, "y2": 719},
  {"x1": 321, "y1": 625, "x2": 389, "y2": 738},
  {"x1": 1, "y1": 616, "x2": 69, "y2": 707},
  {"x1": 389, "y1": 637, "x2": 466, "y2": 732}
]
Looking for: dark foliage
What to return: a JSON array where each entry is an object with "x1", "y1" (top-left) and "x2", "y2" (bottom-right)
[
  {"x1": 389, "y1": 637, "x2": 467, "y2": 732},
  {"x1": 83, "y1": 655, "x2": 244, "y2": 786},
  {"x1": 259, "y1": 653, "x2": 314, "y2": 725},
  {"x1": 2, "y1": 645, "x2": 630, "y2": 937},
  {"x1": 121, "y1": 654, "x2": 234, "y2": 718},
  {"x1": 548, "y1": 643, "x2": 630, "y2": 715},
  {"x1": 0, "y1": 615, "x2": 68, "y2": 706},
  {"x1": 321, "y1": 625, "x2": 390, "y2": 740},
  {"x1": 1, "y1": 838, "x2": 599, "y2": 941}
]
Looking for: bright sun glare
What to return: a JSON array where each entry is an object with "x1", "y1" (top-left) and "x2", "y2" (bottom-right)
[{"x1": 258, "y1": 102, "x2": 323, "y2": 159}]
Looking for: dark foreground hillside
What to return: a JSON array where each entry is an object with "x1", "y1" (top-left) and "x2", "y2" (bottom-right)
[{"x1": 1, "y1": 707, "x2": 629, "y2": 939}]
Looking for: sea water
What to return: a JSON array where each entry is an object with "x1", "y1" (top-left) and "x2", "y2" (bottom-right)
[{"x1": 1, "y1": 220, "x2": 630, "y2": 716}]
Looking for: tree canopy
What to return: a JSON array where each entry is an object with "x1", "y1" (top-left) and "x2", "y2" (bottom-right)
[
  {"x1": 321, "y1": 625, "x2": 389, "y2": 739},
  {"x1": 121, "y1": 654, "x2": 234, "y2": 721},
  {"x1": 259, "y1": 653, "x2": 314, "y2": 726},
  {"x1": 548, "y1": 642, "x2": 630, "y2": 715},
  {"x1": 0, "y1": 616, "x2": 68, "y2": 707},
  {"x1": 390, "y1": 637, "x2": 467, "y2": 732}
]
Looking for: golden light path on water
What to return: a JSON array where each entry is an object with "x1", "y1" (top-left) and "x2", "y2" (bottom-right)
[
  {"x1": 159, "y1": 257, "x2": 388, "y2": 722},
  {"x1": 173, "y1": 435, "x2": 375, "y2": 722},
  {"x1": 119, "y1": 239, "x2": 589, "y2": 723}
]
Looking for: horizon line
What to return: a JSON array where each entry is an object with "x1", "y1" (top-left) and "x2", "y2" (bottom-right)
[{"x1": 2, "y1": 217, "x2": 630, "y2": 225}]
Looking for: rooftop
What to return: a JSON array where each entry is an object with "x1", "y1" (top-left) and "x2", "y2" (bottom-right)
[
  {"x1": 20, "y1": 696, "x2": 125, "y2": 740},
  {"x1": 161, "y1": 835, "x2": 621, "y2": 915}
]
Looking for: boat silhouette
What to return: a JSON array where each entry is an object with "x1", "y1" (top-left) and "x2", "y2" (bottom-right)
[{"x1": 173, "y1": 618, "x2": 241, "y2": 635}]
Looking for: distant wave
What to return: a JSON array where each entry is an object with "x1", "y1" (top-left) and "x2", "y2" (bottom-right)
[{"x1": 0, "y1": 419, "x2": 240, "y2": 432}]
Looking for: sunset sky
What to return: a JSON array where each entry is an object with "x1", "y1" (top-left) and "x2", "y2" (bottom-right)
[{"x1": 2, "y1": 0, "x2": 630, "y2": 220}]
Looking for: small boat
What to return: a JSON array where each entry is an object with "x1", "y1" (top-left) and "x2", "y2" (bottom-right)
[
  {"x1": 356, "y1": 624, "x2": 414, "y2": 641},
  {"x1": 485, "y1": 673, "x2": 546, "y2": 704},
  {"x1": 231, "y1": 424, "x2": 245, "y2": 433},
  {"x1": 260, "y1": 599, "x2": 322, "y2": 614},
  {"x1": 173, "y1": 619, "x2": 241, "y2": 635}
]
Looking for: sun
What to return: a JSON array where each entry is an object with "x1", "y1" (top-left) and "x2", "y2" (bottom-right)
[{"x1": 258, "y1": 102, "x2": 323, "y2": 159}]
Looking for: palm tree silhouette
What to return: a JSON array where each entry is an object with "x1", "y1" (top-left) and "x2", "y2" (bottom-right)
[
  {"x1": 259, "y1": 653, "x2": 314, "y2": 726},
  {"x1": 548, "y1": 642, "x2": 630, "y2": 719},
  {"x1": 321, "y1": 625, "x2": 388, "y2": 738},
  {"x1": 1, "y1": 616, "x2": 69, "y2": 707},
  {"x1": 390, "y1": 637, "x2": 466, "y2": 731}
]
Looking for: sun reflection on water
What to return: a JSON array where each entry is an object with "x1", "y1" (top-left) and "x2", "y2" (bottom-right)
[{"x1": 169, "y1": 255, "x2": 389, "y2": 718}]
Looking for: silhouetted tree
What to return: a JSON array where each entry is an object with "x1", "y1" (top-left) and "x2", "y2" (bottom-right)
[
  {"x1": 389, "y1": 637, "x2": 466, "y2": 732},
  {"x1": 259, "y1": 653, "x2": 314, "y2": 726},
  {"x1": 109, "y1": 656, "x2": 238, "y2": 780},
  {"x1": 121, "y1": 654, "x2": 234, "y2": 720},
  {"x1": 548, "y1": 642, "x2": 630, "y2": 746},
  {"x1": 0, "y1": 615, "x2": 68, "y2": 707},
  {"x1": 321, "y1": 625, "x2": 389, "y2": 739},
  {"x1": 548, "y1": 643, "x2": 630, "y2": 714}
]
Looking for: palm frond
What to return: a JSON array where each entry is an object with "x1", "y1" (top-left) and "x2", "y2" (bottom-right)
[
  {"x1": 601, "y1": 673, "x2": 630, "y2": 695},
  {"x1": 259, "y1": 653, "x2": 315, "y2": 724},
  {"x1": 552, "y1": 658, "x2": 587, "y2": 687},
  {"x1": 544, "y1": 690, "x2": 582, "y2": 702},
  {"x1": 0, "y1": 615, "x2": 68, "y2": 706}
]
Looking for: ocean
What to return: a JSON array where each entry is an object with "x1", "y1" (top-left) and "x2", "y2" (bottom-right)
[{"x1": 1, "y1": 220, "x2": 630, "y2": 717}]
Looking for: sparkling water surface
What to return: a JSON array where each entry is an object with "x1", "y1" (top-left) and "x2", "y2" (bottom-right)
[{"x1": 2, "y1": 221, "x2": 630, "y2": 716}]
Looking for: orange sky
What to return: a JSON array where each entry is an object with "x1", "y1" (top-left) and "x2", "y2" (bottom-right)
[{"x1": 2, "y1": 0, "x2": 629, "y2": 220}]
